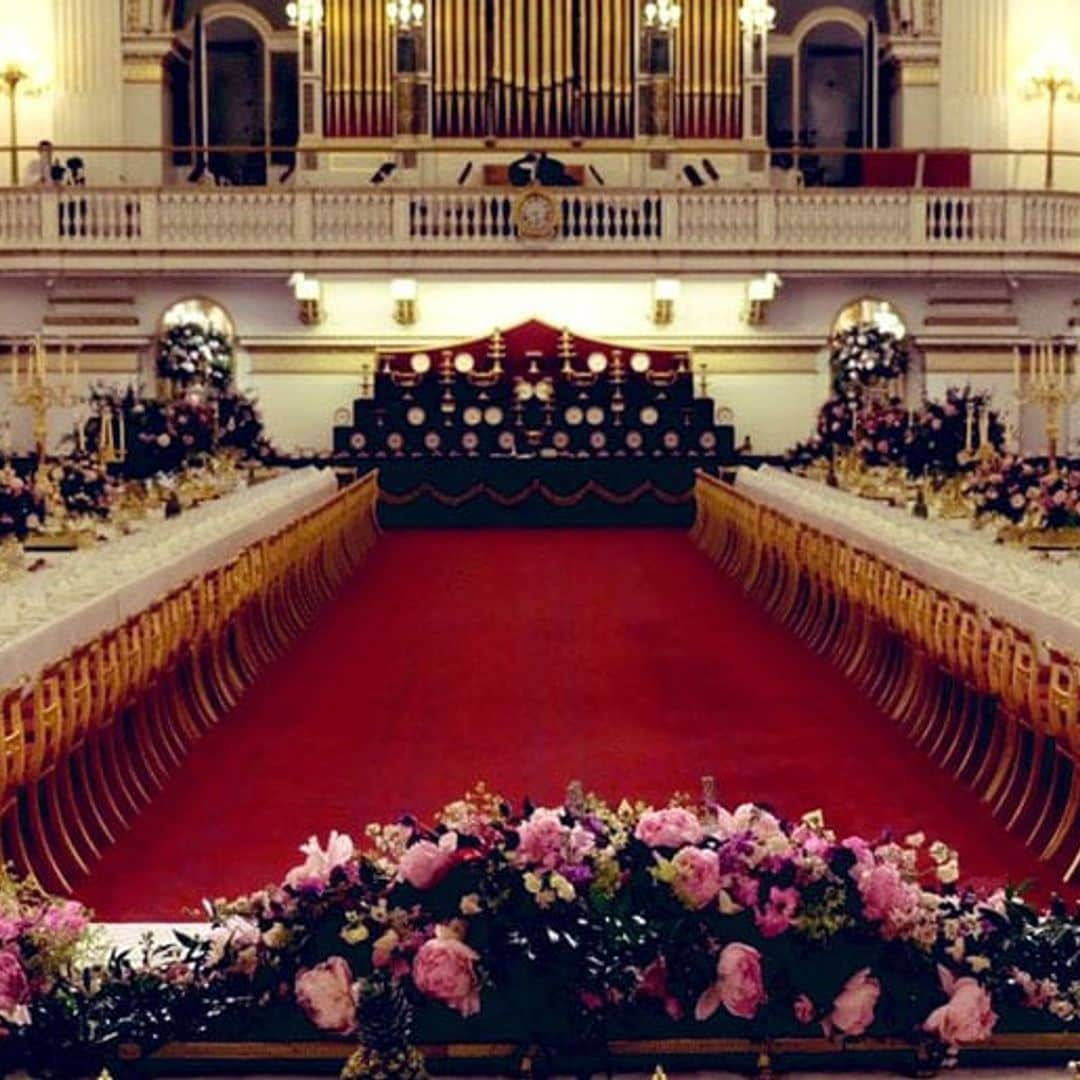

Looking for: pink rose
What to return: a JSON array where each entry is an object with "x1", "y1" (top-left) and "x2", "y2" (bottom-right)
[
  {"x1": 295, "y1": 956, "x2": 358, "y2": 1035},
  {"x1": 285, "y1": 831, "x2": 355, "y2": 893},
  {"x1": 400, "y1": 833, "x2": 458, "y2": 889},
  {"x1": 855, "y1": 863, "x2": 919, "y2": 931},
  {"x1": 695, "y1": 943, "x2": 767, "y2": 1022},
  {"x1": 516, "y1": 808, "x2": 595, "y2": 870},
  {"x1": 756, "y1": 886, "x2": 799, "y2": 938},
  {"x1": 671, "y1": 847, "x2": 721, "y2": 910},
  {"x1": 635, "y1": 808, "x2": 704, "y2": 849},
  {"x1": 794, "y1": 993, "x2": 816, "y2": 1025},
  {"x1": 829, "y1": 968, "x2": 881, "y2": 1037},
  {"x1": 0, "y1": 950, "x2": 30, "y2": 1028},
  {"x1": 413, "y1": 933, "x2": 481, "y2": 1017},
  {"x1": 923, "y1": 967, "x2": 997, "y2": 1047}
]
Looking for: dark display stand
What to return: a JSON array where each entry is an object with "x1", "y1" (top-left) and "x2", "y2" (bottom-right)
[{"x1": 332, "y1": 320, "x2": 735, "y2": 526}]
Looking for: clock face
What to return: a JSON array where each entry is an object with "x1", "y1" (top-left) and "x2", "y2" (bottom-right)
[
  {"x1": 630, "y1": 351, "x2": 651, "y2": 373},
  {"x1": 589, "y1": 431, "x2": 606, "y2": 450},
  {"x1": 406, "y1": 406, "x2": 426, "y2": 426},
  {"x1": 409, "y1": 353, "x2": 431, "y2": 374},
  {"x1": 565, "y1": 406, "x2": 584, "y2": 427},
  {"x1": 424, "y1": 431, "x2": 441, "y2": 451},
  {"x1": 484, "y1": 405, "x2": 504, "y2": 426},
  {"x1": 462, "y1": 431, "x2": 480, "y2": 451},
  {"x1": 387, "y1": 432, "x2": 405, "y2": 451},
  {"x1": 662, "y1": 431, "x2": 680, "y2": 450},
  {"x1": 586, "y1": 406, "x2": 604, "y2": 426},
  {"x1": 640, "y1": 406, "x2": 659, "y2": 427},
  {"x1": 349, "y1": 431, "x2": 367, "y2": 450},
  {"x1": 552, "y1": 431, "x2": 570, "y2": 450},
  {"x1": 587, "y1": 351, "x2": 608, "y2": 373},
  {"x1": 516, "y1": 381, "x2": 535, "y2": 401},
  {"x1": 534, "y1": 380, "x2": 553, "y2": 403},
  {"x1": 699, "y1": 430, "x2": 718, "y2": 451},
  {"x1": 515, "y1": 191, "x2": 560, "y2": 239},
  {"x1": 497, "y1": 430, "x2": 515, "y2": 451},
  {"x1": 463, "y1": 406, "x2": 483, "y2": 427},
  {"x1": 625, "y1": 430, "x2": 643, "y2": 450},
  {"x1": 454, "y1": 352, "x2": 475, "y2": 374}
]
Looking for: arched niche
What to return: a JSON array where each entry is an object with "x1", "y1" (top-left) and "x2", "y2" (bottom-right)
[
  {"x1": 826, "y1": 295, "x2": 925, "y2": 406},
  {"x1": 158, "y1": 296, "x2": 236, "y2": 339}
]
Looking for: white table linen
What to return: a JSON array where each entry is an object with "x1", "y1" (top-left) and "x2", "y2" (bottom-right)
[
  {"x1": 0, "y1": 468, "x2": 337, "y2": 692},
  {"x1": 737, "y1": 467, "x2": 1080, "y2": 655}
]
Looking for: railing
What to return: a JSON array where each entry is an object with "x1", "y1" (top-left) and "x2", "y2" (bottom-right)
[{"x1": 1, "y1": 187, "x2": 1079, "y2": 260}]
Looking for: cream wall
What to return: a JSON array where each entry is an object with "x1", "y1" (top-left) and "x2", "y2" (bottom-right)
[{"x1": 0, "y1": 273, "x2": 1076, "y2": 458}]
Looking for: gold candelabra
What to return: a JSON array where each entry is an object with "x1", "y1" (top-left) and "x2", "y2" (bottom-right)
[
  {"x1": 9, "y1": 335, "x2": 80, "y2": 470},
  {"x1": 1013, "y1": 339, "x2": 1079, "y2": 462}
]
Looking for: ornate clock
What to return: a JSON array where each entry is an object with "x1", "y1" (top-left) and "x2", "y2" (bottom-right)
[{"x1": 513, "y1": 189, "x2": 561, "y2": 240}]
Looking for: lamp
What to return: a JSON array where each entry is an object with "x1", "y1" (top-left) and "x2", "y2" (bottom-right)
[
  {"x1": 286, "y1": 0, "x2": 325, "y2": 29},
  {"x1": 0, "y1": 29, "x2": 49, "y2": 187},
  {"x1": 743, "y1": 272, "x2": 782, "y2": 325},
  {"x1": 391, "y1": 278, "x2": 418, "y2": 325},
  {"x1": 738, "y1": 0, "x2": 777, "y2": 34},
  {"x1": 643, "y1": 0, "x2": 682, "y2": 30},
  {"x1": 653, "y1": 278, "x2": 680, "y2": 325},
  {"x1": 386, "y1": 0, "x2": 425, "y2": 30},
  {"x1": 1020, "y1": 39, "x2": 1080, "y2": 190},
  {"x1": 289, "y1": 272, "x2": 325, "y2": 325}
]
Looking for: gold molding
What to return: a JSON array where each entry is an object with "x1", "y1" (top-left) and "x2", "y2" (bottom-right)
[
  {"x1": 123, "y1": 60, "x2": 164, "y2": 84},
  {"x1": 693, "y1": 350, "x2": 818, "y2": 375},
  {"x1": 247, "y1": 351, "x2": 377, "y2": 376},
  {"x1": 900, "y1": 62, "x2": 940, "y2": 87}
]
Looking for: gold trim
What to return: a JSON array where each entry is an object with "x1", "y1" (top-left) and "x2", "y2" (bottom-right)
[{"x1": 122, "y1": 60, "x2": 164, "y2": 84}]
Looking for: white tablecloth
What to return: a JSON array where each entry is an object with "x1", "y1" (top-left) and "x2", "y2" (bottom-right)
[
  {"x1": 737, "y1": 467, "x2": 1080, "y2": 656},
  {"x1": 0, "y1": 467, "x2": 337, "y2": 693}
]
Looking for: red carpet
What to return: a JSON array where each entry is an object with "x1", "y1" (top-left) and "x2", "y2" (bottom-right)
[{"x1": 76, "y1": 529, "x2": 1072, "y2": 919}]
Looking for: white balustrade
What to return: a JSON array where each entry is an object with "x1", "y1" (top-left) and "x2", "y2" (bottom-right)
[{"x1": 0, "y1": 187, "x2": 1073, "y2": 261}]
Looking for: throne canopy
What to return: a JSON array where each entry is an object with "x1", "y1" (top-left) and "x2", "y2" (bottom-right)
[{"x1": 377, "y1": 319, "x2": 689, "y2": 379}]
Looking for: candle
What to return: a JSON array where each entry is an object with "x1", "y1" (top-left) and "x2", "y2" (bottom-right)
[
  {"x1": 965, "y1": 402, "x2": 974, "y2": 453},
  {"x1": 117, "y1": 410, "x2": 125, "y2": 454},
  {"x1": 978, "y1": 404, "x2": 990, "y2": 447},
  {"x1": 9, "y1": 345, "x2": 16, "y2": 392}
]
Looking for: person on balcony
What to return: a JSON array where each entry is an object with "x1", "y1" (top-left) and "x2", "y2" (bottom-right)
[{"x1": 23, "y1": 141, "x2": 61, "y2": 187}]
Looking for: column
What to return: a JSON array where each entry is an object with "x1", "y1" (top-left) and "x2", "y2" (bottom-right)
[
  {"x1": 939, "y1": 0, "x2": 1008, "y2": 186},
  {"x1": 52, "y1": 0, "x2": 124, "y2": 183}
]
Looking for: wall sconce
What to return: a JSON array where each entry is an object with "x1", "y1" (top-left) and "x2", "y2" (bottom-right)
[
  {"x1": 653, "y1": 278, "x2": 680, "y2": 325},
  {"x1": 289, "y1": 272, "x2": 325, "y2": 325},
  {"x1": 743, "y1": 271, "x2": 782, "y2": 325},
  {"x1": 391, "y1": 278, "x2": 419, "y2": 325},
  {"x1": 286, "y1": 0, "x2": 325, "y2": 29}
]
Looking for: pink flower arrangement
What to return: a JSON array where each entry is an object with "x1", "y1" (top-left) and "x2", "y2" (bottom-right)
[
  {"x1": 0, "y1": 950, "x2": 31, "y2": 1028},
  {"x1": 412, "y1": 931, "x2": 481, "y2": 1017},
  {"x1": 695, "y1": 943, "x2": 767, "y2": 1022}
]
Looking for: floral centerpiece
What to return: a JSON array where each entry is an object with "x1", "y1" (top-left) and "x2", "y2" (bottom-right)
[
  {"x1": 48, "y1": 456, "x2": 117, "y2": 521},
  {"x1": 965, "y1": 456, "x2": 1080, "y2": 529},
  {"x1": 830, "y1": 323, "x2": 909, "y2": 398},
  {"x1": 157, "y1": 322, "x2": 234, "y2": 392},
  {"x1": 5, "y1": 787, "x2": 1080, "y2": 1075},
  {"x1": 904, "y1": 389, "x2": 1004, "y2": 479},
  {"x1": 186, "y1": 785, "x2": 1080, "y2": 1070}
]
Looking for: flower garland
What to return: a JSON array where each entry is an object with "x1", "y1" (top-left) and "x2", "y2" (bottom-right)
[
  {"x1": 4, "y1": 788, "x2": 1080, "y2": 1074},
  {"x1": 830, "y1": 323, "x2": 909, "y2": 397},
  {"x1": 157, "y1": 322, "x2": 233, "y2": 392}
]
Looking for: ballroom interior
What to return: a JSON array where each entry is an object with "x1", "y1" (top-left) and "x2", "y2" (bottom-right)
[{"x1": 3, "y1": 0, "x2": 1080, "y2": 1077}]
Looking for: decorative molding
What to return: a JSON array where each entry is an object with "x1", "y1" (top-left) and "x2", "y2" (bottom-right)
[{"x1": 123, "y1": 59, "x2": 165, "y2": 84}]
